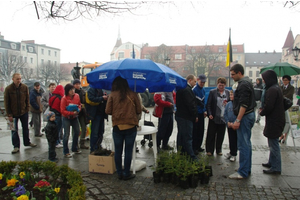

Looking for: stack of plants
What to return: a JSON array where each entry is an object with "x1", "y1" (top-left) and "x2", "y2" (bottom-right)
[
  {"x1": 153, "y1": 150, "x2": 212, "y2": 189},
  {"x1": 0, "y1": 160, "x2": 86, "y2": 200}
]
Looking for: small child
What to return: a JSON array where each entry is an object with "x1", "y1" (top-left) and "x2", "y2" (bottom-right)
[
  {"x1": 43, "y1": 111, "x2": 59, "y2": 162},
  {"x1": 223, "y1": 90, "x2": 237, "y2": 162}
]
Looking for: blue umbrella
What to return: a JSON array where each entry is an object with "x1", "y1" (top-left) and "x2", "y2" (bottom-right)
[{"x1": 86, "y1": 58, "x2": 187, "y2": 93}]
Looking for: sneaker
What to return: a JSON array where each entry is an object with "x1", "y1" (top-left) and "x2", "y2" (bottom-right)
[
  {"x1": 123, "y1": 173, "x2": 136, "y2": 181},
  {"x1": 228, "y1": 172, "x2": 244, "y2": 179},
  {"x1": 206, "y1": 152, "x2": 212, "y2": 156},
  {"x1": 162, "y1": 145, "x2": 174, "y2": 150},
  {"x1": 50, "y1": 158, "x2": 59, "y2": 163},
  {"x1": 224, "y1": 153, "x2": 231, "y2": 159},
  {"x1": 217, "y1": 152, "x2": 223, "y2": 156},
  {"x1": 56, "y1": 144, "x2": 63, "y2": 148},
  {"x1": 29, "y1": 143, "x2": 37, "y2": 147},
  {"x1": 73, "y1": 150, "x2": 82, "y2": 154},
  {"x1": 230, "y1": 156, "x2": 236, "y2": 162},
  {"x1": 64, "y1": 153, "x2": 72, "y2": 158},
  {"x1": 11, "y1": 147, "x2": 19, "y2": 154}
]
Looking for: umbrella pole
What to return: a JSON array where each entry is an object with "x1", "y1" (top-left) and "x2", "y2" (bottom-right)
[{"x1": 134, "y1": 80, "x2": 136, "y2": 92}]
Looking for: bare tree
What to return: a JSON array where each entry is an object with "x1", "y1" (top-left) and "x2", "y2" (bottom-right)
[
  {"x1": 147, "y1": 44, "x2": 174, "y2": 64},
  {"x1": 21, "y1": 67, "x2": 35, "y2": 81},
  {"x1": 38, "y1": 61, "x2": 56, "y2": 86},
  {"x1": 33, "y1": 1, "x2": 166, "y2": 21},
  {"x1": 0, "y1": 50, "x2": 27, "y2": 85},
  {"x1": 52, "y1": 64, "x2": 69, "y2": 85}
]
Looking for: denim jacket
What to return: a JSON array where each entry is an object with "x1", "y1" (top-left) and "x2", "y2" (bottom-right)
[{"x1": 224, "y1": 101, "x2": 236, "y2": 127}]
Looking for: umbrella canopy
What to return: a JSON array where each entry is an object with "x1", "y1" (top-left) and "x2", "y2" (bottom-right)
[
  {"x1": 86, "y1": 58, "x2": 187, "y2": 93},
  {"x1": 260, "y1": 62, "x2": 300, "y2": 77}
]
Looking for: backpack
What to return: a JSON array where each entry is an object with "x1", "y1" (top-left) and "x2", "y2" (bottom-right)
[{"x1": 49, "y1": 94, "x2": 62, "y2": 116}]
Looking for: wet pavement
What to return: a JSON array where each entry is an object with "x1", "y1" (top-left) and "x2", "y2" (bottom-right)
[{"x1": 1, "y1": 107, "x2": 300, "y2": 199}]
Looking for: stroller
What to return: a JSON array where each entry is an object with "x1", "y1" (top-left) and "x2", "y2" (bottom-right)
[{"x1": 140, "y1": 113, "x2": 155, "y2": 148}]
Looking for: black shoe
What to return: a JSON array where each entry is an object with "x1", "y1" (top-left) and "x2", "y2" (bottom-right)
[
  {"x1": 262, "y1": 163, "x2": 271, "y2": 168},
  {"x1": 263, "y1": 169, "x2": 281, "y2": 175},
  {"x1": 198, "y1": 148, "x2": 205, "y2": 152},
  {"x1": 162, "y1": 145, "x2": 174, "y2": 150},
  {"x1": 123, "y1": 173, "x2": 136, "y2": 180},
  {"x1": 194, "y1": 150, "x2": 199, "y2": 156},
  {"x1": 29, "y1": 121, "x2": 33, "y2": 127},
  {"x1": 136, "y1": 147, "x2": 139, "y2": 152},
  {"x1": 118, "y1": 174, "x2": 123, "y2": 180}
]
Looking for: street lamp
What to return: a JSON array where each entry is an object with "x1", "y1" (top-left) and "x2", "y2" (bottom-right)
[
  {"x1": 165, "y1": 56, "x2": 170, "y2": 67},
  {"x1": 292, "y1": 46, "x2": 300, "y2": 61}
]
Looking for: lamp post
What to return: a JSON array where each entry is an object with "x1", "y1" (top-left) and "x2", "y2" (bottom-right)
[
  {"x1": 165, "y1": 56, "x2": 170, "y2": 67},
  {"x1": 292, "y1": 46, "x2": 300, "y2": 61}
]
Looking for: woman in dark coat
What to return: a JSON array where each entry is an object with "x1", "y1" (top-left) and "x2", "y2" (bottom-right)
[{"x1": 259, "y1": 70, "x2": 285, "y2": 175}]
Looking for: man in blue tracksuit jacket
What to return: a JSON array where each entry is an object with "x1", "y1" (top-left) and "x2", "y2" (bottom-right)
[{"x1": 192, "y1": 74, "x2": 207, "y2": 155}]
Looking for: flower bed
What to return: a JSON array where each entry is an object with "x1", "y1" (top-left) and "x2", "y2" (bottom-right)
[{"x1": 0, "y1": 161, "x2": 86, "y2": 200}]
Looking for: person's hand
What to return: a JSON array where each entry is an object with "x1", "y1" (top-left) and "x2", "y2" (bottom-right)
[
  {"x1": 73, "y1": 111, "x2": 78, "y2": 115},
  {"x1": 195, "y1": 117, "x2": 198, "y2": 123},
  {"x1": 204, "y1": 112, "x2": 207, "y2": 118},
  {"x1": 209, "y1": 115, "x2": 213, "y2": 120},
  {"x1": 103, "y1": 95, "x2": 108, "y2": 100},
  {"x1": 232, "y1": 121, "x2": 240, "y2": 130},
  {"x1": 8, "y1": 116, "x2": 13, "y2": 122},
  {"x1": 145, "y1": 110, "x2": 149, "y2": 113}
]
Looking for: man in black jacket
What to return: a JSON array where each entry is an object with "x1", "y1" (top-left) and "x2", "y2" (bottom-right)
[
  {"x1": 175, "y1": 74, "x2": 198, "y2": 160},
  {"x1": 229, "y1": 64, "x2": 256, "y2": 179}
]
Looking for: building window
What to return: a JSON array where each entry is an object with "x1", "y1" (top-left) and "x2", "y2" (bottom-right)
[
  {"x1": 237, "y1": 55, "x2": 241, "y2": 61},
  {"x1": 30, "y1": 57, "x2": 33, "y2": 64},
  {"x1": 11, "y1": 43, "x2": 17, "y2": 49},
  {"x1": 256, "y1": 71, "x2": 260, "y2": 77},
  {"x1": 144, "y1": 54, "x2": 151, "y2": 59},
  {"x1": 28, "y1": 47, "x2": 33, "y2": 52},
  {"x1": 22, "y1": 46, "x2": 25, "y2": 51},
  {"x1": 233, "y1": 48, "x2": 237, "y2": 52},
  {"x1": 41, "y1": 49, "x2": 44, "y2": 54},
  {"x1": 249, "y1": 71, "x2": 253, "y2": 77},
  {"x1": 41, "y1": 59, "x2": 44, "y2": 64},
  {"x1": 125, "y1": 44, "x2": 129, "y2": 49},
  {"x1": 24, "y1": 57, "x2": 27, "y2": 63},
  {"x1": 118, "y1": 52, "x2": 124, "y2": 59},
  {"x1": 175, "y1": 54, "x2": 182, "y2": 60},
  {"x1": 54, "y1": 61, "x2": 57, "y2": 66},
  {"x1": 222, "y1": 56, "x2": 226, "y2": 61},
  {"x1": 246, "y1": 61, "x2": 249, "y2": 64},
  {"x1": 218, "y1": 48, "x2": 223, "y2": 52},
  {"x1": 48, "y1": 50, "x2": 51, "y2": 56},
  {"x1": 30, "y1": 68, "x2": 33, "y2": 74},
  {"x1": 254, "y1": 61, "x2": 256, "y2": 64},
  {"x1": 55, "y1": 51, "x2": 57, "y2": 57},
  {"x1": 191, "y1": 49, "x2": 195, "y2": 53},
  {"x1": 183, "y1": 66, "x2": 189, "y2": 71},
  {"x1": 209, "y1": 78, "x2": 216, "y2": 86},
  {"x1": 48, "y1": 60, "x2": 51, "y2": 65}
]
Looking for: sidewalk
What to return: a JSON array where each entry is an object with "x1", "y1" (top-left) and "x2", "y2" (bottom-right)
[{"x1": 1, "y1": 109, "x2": 300, "y2": 199}]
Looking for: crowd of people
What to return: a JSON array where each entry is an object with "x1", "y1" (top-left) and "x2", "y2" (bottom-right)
[{"x1": 3, "y1": 63, "x2": 293, "y2": 180}]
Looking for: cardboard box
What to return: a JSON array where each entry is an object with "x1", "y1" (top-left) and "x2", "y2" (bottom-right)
[{"x1": 89, "y1": 154, "x2": 116, "y2": 174}]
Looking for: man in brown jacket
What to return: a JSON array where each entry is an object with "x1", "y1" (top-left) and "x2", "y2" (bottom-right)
[
  {"x1": 4, "y1": 73, "x2": 37, "y2": 154},
  {"x1": 30, "y1": 82, "x2": 43, "y2": 137}
]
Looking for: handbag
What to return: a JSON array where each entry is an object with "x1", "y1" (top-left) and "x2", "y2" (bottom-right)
[{"x1": 283, "y1": 97, "x2": 292, "y2": 111}]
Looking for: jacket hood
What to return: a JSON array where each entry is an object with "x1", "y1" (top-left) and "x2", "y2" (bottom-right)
[
  {"x1": 262, "y1": 70, "x2": 278, "y2": 88},
  {"x1": 52, "y1": 85, "x2": 64, "y2": 97},
  {"x1": 256, "y1": 78, "x2": 262, "y2": 86}
]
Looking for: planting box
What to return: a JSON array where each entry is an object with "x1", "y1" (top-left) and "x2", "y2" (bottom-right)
[{"x1": 89, "y1": 154, "x2": 116, "y2": 174}]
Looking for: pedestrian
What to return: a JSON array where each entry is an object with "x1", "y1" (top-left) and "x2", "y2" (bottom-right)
[
  {"x1": 175, "y1": 74, "x2": 198, "y2": 161},
  {"x1": 73, "y1": 79, "x2": 89, "y2": 149},
  {"x1": 279, "y1": 75, "x2": 294, "y2": 143},
  {"x1": 205, "y1": 77, "x2": 230, "y2": 156},
  {"x1": 105, "y1": 76, "x2": 141, "y2": 180},
  {"x1": 30, "y1": 82, "x2": 43, "y2": 137},
  {"x1": 223, "y1": 90, "x2": 237, "y2": 162},
  {"x1": 229, "y1": 64, "x2": 256, "y2": 179},
  {"x1": 61, "y1": 83, "x2": 82, "y2": 157},
  {"x1": 41, "y1": 82, "x2": 56, "y2": 114},
  {"x1": 49, "y1": 85, "x2": 64, "y2": 148},
  {"x1": 192, "y1": 74, "x2": 207, "y2": 155},
  {"x1": 153, "y1": 92, "x2": 174, "y2": 151},
  {"x1": 85, "y1": 86, "x2": 108, "y2": 153},
  {"x1": 259, "y1": 69, "x2": 285, "y2": 175},
  {"x1": 4, "y1": 73, "x2": 37, "y2": 154},
  {"x1": 43, "y1": 111, "x2": 59, "y2": 162},
  {"x1": 254, "y1": 78, "x2": 263, "y2": 123}
]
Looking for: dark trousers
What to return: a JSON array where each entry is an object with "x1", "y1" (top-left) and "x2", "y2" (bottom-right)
[
  {"x1": 90, "y1": 115, "x2": 105, "y2": 152},
  {"x1": 12, "y1": 112, "x2": 31, "y2": 148},
  {"x1": 32, "y1": 112, "x2": 41, "y2": 136},
  {"x1": 156, "y1": 113, "x2": 173, "y2": 148},
  {"x1": 192, "y1": 113, "x2": 205, "y2": 151},
  {"x1": 227, "y1": 127, "x2": 237, "y2": 156},
  {"x1": 205, "y1": 119, "x2": 226, "y2": 154},
  {"x1": 48, "y1": 141, "x2": 56, "y2": 161}
]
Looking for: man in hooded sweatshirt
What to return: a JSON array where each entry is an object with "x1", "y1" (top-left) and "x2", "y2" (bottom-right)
[
  {"x1": 229, "y1": 64, "x2": 256, "y2": 179},
  {"x1": 259, "y1": 69, "x2": 285, "y2": 175},
  {"x1": 254, "y1": 78, "x2": 263, "y2": 123}
]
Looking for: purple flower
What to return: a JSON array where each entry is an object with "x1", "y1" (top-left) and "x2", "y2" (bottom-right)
[{"x1": 13, "y1": 185, "x2": 26, "y2": 197}]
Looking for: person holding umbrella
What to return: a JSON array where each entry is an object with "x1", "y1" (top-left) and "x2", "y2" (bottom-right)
[{"x1": 105, "y1": 76, "x2": 141, "y2": 180}]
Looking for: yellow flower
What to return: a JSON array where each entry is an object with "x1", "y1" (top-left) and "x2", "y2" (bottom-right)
[
  {"x1": 19, "y1": 171, "x2": 25, "y2": 179},
  {"x1": 0, "y1": 173, "x2": 2, "y2": 180},
  {"x1": 7, "y1": 178, "x2": 18, "y2": 187},
  {"x1": 17, "y1": 195, "x2": 29, "y2": 200},
  {"x1": 54, "y1": 187, "x2": 60, "y2": 193}
]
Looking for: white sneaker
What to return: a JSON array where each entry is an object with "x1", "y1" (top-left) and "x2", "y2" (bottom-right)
[
  {"x1": 224, "y1": 153, "x2": 231, "y2": 159},
  {"x1": 64, "y1": 153, "x2": 72, "y2": 158},
  {"x1": 12, "y1": 147, "x2": 19, "y2": 154},
  {"x1": 228, "y1": 172, "x2": 243, "y2": 179},
  {"x1": 230, "y1": 156, "x2": 236, "y2": 162},
  {"x1": 56, "y1": 144, "x2": 63, "y2": 148}
]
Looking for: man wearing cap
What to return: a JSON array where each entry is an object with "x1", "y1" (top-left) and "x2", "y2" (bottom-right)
[
  {"x1": 30, "y1": 82, "x2": 43, "y2": 137},
  {"x1": 4, "y1": 73, "x2": 37, "y2": 154},
  {"x1": 192, "y1": 74, "x2": 207, "y2": 155}
]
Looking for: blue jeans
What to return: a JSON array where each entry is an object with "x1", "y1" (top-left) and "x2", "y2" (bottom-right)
[
  {"x1": 237, "y1": 112, "x2": 255, "y2": 177},
  {"x1": 62, "y1": 117, "x2": 80, "y2": 155},
  {"x1": 267, "y1": 138, "x2": 281, "y2": 172},
  {"x1": 55, "y1": 115, "x2": 62, "y2": 145},
  {"x1": 175, "y1": 116, "x2": 196, "y2": 160},
  {"x1": 113, "y1": 127, "x2": 137, "y2": 177},
  {"x1": 157, "y1": 113, "x2": 173, "y2": 148},
  {"x1": 12, "y1": 112, "x2": 31, "y2": 148},
  {"x1": 90, "y1": 115, "x2": 105, "y2": 152}
]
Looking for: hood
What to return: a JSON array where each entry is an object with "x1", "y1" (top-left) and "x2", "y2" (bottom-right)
[
  {"x1": 261, "y1": 70, "x2": 278, "y2": 88},
  {"x1": 52, "y1": 85, "x2": 64, "y2": 97},
  {"x1": 256, "y1": 78, "x2": 262, "y2": 86}
]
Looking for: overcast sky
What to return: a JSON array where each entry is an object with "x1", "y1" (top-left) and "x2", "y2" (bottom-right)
[{"x1": 0, "y1": 1, "x2": 300, "y2": 64}]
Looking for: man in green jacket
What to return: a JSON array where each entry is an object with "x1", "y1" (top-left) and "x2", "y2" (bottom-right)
[{"x1": 4, "y1": 73, "x2": 37, "y2": 154}]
